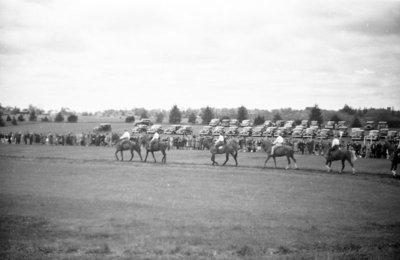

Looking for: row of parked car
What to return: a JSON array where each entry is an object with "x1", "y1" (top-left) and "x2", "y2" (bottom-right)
[
  {"x1": 200, "y1": 119, "x2": 399, "y2": 141},
  {"x1": 126, "y1": 118, "x2": 398, "y2": 141},
  {"x1": 132, "y1": 123, "x2": 194, "y2": 135}
]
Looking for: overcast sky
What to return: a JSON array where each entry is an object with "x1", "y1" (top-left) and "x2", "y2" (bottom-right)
[{"x1": 1, "y1": 0, "x2": 399, "y2": 112}]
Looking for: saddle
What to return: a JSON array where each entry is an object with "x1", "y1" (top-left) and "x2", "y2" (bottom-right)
[{"x1": 149, "y1": 141, "x2": 159, "y2": 150}]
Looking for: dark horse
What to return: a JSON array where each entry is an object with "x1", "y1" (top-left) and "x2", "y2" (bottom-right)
[
  {"x1": 208, "y1": 139, "x2": 239, "y2": 166},
  {"x1": 115, "y1": 139, "x2": 142, "y2": 161},
  {"x1": 261, "y1": 140, "x2": 298, "y2": 169},
  {"x1": 141, "y1": 136, "x2": 167, "y2": 163},
  {"x1": 324, "y1": 147, "x2": 356, "y2": 174}
]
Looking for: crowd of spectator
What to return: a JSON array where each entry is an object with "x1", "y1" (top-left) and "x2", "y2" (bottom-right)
[{"x1": 1, "y1": 131, "x2": 398, "y2": 160}]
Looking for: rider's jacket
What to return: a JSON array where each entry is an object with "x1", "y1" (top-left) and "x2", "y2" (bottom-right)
[
  {"x1": 120, "y1": 131, "x2": 130, "y2": 140},
  {"x1": 331, "y1": 138, "x2": 340, "y2": 147},
  {"x1": 151, "y1": 132, "x2": 160, "y2": 142},
  {"x1": 215, "y1": 134, "x2": 224, "y2": 143},
  {"x1": 273, "y1": 136, "x2": 284, "y2": 145}
]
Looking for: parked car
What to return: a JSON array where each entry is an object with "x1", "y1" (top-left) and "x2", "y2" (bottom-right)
[
  {"x1": 292, "y1": 128, "x2": 303, "y2": 138},
  {"x1": 93, "y1": 123, "x2": 112, "y2": 133},
  {"x1": 147, "y1": 124, "x2": 163, "y2": 134},
  {"x1": 240, "y1": 119, "x2": 252, "y2": 127},
  {"x1": 132, "y1": 124, "x2": 148, "y2": 134},
  {"x1": 229, "y1": 119, "x2": 240, "y2": 127},
  {"x1": 176, "y1": 125, "x2": 193, "y2": 135},
  {"x1": 377, "y1": 121, "x2": 388, "y2": 130},
  {"x1": 379, "y1": 128, "x2": 389, "y2": 139},
  {"x1": 337, "y1": 121, "x2": 346, "y2": 128},
  {"x1": 284, "y1": 120, "x2": 295, "y2": 129},
  {"x1": 364, "y1": 121, "x2": 375, "y2": 130},
  {"x1": 274, "y1": 127, "x2": 286, "y2": 137},
  {"x1": 164, "y1": 125, "x2": 182, "y2": 135},
  {"x1": 387, "y1": 130, "x2": 399, "y2": 141},
  {"x1": 134, "y1": 119, "x2": 153, "y2": 126},
  {"x1": 220, "y1": 119, "x2": 230, "y2": 127},
  {"x1": 199, "y1": 126, "x2": 213, "y2": 136},
  {"x1": 264, "y1": 126, "x2": 277, "y2": 137},
  {"x1": 252, "y1": 125, "x2": 266, "y2": 137},
  {"x1": 366, "y1": 130, "x2": 380, "y2": 141},
  {"x1": 351, "y1": 129, "x2": 364, "y2": 141},
  {"x1": 275, "y1": 120, "x2": 285, "y2": 127},
  {"x1": 303, "y1": 128, "x2": 316, "y2": 139},
  {"x1": 317, "y1": 129, "x2": 331, "y2": 139},
  {"x1": 239, "y1": 126, "x2": 253, "y2": 137},
  {"x1": 324, "y1": 121, "x2": 336, "y2": 129},
  {"x1": 263, "y1": 120, "x2": 273, "y2": 127},
  {"x1": 226, "y1": 126, "x2": 239, "y2": 136},
  {"x1": 293, "y1": 125, "x2": 305, "y2": 131},
  {"x1": 212, "y1": 126, "x2": 225, "y2": 136},
  {"x1": 209, "y1": 118, "x2": 220, "y2": 127}
]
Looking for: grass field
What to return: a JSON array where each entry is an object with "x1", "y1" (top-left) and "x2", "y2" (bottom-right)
[{"x1": 0, "y1": 143, "x2": 399, "y2": 260}]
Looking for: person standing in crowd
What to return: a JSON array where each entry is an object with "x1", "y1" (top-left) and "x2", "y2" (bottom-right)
[{"x1": 390, "y1": 143, "x2": 400, "y2": 178}]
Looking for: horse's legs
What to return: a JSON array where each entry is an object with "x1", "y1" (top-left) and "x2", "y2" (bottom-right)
[
  {"x1": 325, "y1": 159, "x2": 330, "y2": 171},
  {"x1": 347, "y1": 157, "x2": 355, "y2": 174},
  {"x1": 161, "y1": 150, "x2": 166, "y2": 164},
  {"x1": 129, "y1": 149, "x2": 134, "y2": 161},
  {"x1": 340, "y1": 159, "x2": 345, "y2": 173},
  {"x1": 137, "y1": 149, "x2": 143, "y2": 161},
  {"x1": 121, "y1": 151, "x2": 124, "y2": 161},
  {"x1": 144, "y1": 150, "x2": 149, "y2": 162},
  {"x1": 211, "y1": 153, "x2": 217, "y2": 165},
  {"x1": 273, "y1": 156, "x2": 277, "y2": 168},
  {"x1": 285, "y1": 155, "x2": 290, "y2": 170},
  {"x1": 233, "y1": 151, "x2": 238, "y2": 167},
  {"x1": 151, "y1": 151, "x2": 156, "y2": 163},
  {"x1": 222, "y1": 153, "x2": 229, "y2": 166},
  {"x1": 115, "y1": 150, "x2": 119, "y2": 161},
  {"x1": 325, "y1": 159, "x2": 332, "y2": 172},
  {"x1": 264, "y1": 155, "x2": 271, "y2": 167},
  {"x1": 291, "y1": 154, "x2": 298, "y2": 169}
]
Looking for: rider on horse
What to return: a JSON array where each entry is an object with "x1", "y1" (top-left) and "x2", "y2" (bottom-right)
[
  {"x1": 271, "y1": 132, "x2": 284, "y2": 155},
  {"x1": 120, "y1": 129, "x2": 131, "y2": 142},
  {"x1": 327, "y1": 133, "x2": 340, "y2": 157},
  {"x1": 149, "y1": 129, "x2": 161, "y2": 149},
  {"x1": 214, "y1": 130, "x2": 226, "y2": 151}
]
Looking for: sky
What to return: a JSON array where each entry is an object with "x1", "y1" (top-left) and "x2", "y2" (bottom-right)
[{"x1": 0, "y1": 0, "x2": 399, "y2": 112}]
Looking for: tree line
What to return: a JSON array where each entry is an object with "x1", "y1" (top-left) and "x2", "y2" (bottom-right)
[{"x1": 1, "y1": 103, "x2": 400, "y2": 128}]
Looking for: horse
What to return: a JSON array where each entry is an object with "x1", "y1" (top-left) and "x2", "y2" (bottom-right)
[
  {"x1": 115, "y1": 139, "x2": 142, "y2": 161},
  {"x1": 141, "y1": 136, "x2": 167, "y2": 163},
  {"x1": 261, "y1": 140, "x2": 298, "y2": 169},
  {"x1": 208, "y1": 138, "x2": 239, "y2": 166},
  {"x1": 324, "y1": 147, "x2": 357, "y2": 174}
]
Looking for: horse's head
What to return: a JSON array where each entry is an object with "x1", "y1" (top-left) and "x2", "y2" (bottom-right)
[
  {"x1": 261, "y1": 139, "x2": 272, "y2": 152},
  {"x1": 139, "y1": 135, "x2": 149, "y2": 146}
]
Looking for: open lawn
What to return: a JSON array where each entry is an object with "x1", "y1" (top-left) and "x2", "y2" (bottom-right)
[{"x1": 0, "y1": 144, "x2": 399, "y2": 259}]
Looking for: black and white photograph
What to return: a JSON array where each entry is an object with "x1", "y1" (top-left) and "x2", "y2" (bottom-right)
[{"x1": 1, "y1": 0, "x2": 400, "y2": 259}]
